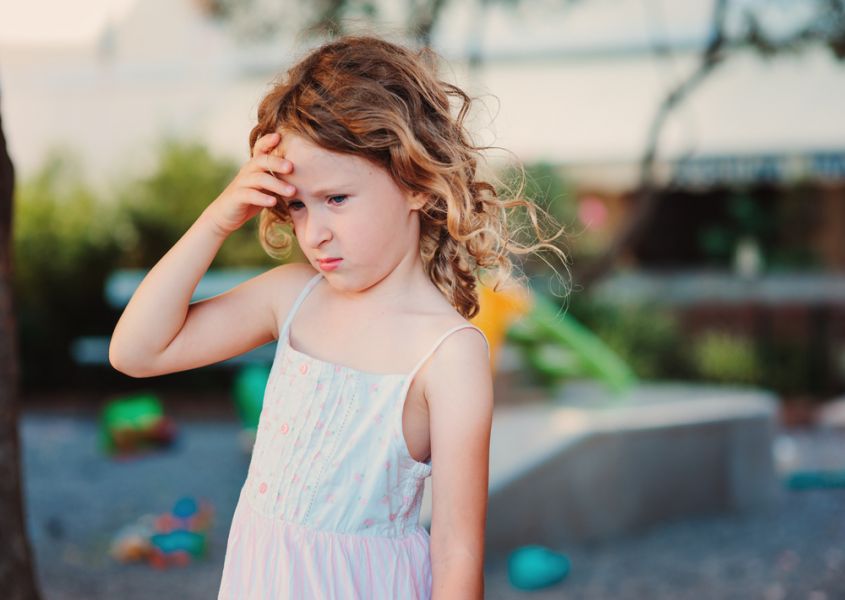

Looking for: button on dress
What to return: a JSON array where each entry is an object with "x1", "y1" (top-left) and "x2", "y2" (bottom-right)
[{"x1": 217, "y1": 272, "x2": 490, "y2": 599}]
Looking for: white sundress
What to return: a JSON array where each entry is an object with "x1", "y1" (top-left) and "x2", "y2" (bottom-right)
[{"x1": 217, "y1": 271, "x2": 490, "y2": 599}]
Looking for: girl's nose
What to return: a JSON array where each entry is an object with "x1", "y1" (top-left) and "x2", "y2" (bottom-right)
[{"x1": 301, "y1": 214, "x2": 333, "y2": 248}]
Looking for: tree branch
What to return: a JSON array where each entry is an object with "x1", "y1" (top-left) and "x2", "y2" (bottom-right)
[{"x1": 570, "y1": 0, "x2": 730, "y2": 292}]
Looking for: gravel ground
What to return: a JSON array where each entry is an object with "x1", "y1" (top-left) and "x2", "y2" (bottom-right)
[{"x1": 19, "y1": 406, "x2": 845, "y2": 599}]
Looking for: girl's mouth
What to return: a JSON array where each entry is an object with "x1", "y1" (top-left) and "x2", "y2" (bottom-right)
[{"x1": 318, "y1": 258, "x2": 342, "y2": 271}]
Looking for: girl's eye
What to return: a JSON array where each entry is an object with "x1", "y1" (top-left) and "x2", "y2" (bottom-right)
[{"x1": 286, "y1": 195, "x2": 348, "y2": 212}]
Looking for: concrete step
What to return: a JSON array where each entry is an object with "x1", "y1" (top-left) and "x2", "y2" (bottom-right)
[{"x1": 418, "y1": 380, "x2": 779, "y2": 559}]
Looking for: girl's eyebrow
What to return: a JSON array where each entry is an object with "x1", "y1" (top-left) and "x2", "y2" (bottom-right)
[{"x1": 290, "y1": 184, "x2": 352, "y2": 199}]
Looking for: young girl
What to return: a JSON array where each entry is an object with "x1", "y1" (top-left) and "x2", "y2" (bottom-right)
[{"x1": 109, "y1": 34, "x2": 567, "y2": 599}]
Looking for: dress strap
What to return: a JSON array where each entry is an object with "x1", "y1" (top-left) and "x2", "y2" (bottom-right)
[
  {"x1": 279, "y1": 272, "x2": 324, "y2": 339},
  {"x1": 405, "y1": 324, "x2": 491, "y2": 384}
]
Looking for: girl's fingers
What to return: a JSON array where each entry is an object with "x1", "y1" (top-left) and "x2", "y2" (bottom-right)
[
  {"x1": 252, "y1": 132, "x2": 281, "y2": 157},
  {"x1": 251, "y1": 153, "x2": 291, "y2": 177},
  {"x1": 247, "y1": 172, "x2": 295, "y2": 198},
  {"x1": 249, "y1": 190, "x2": 276, "y2": 206}
]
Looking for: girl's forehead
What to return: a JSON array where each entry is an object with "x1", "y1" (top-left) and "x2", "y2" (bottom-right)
[
  {"x1": 275, "y1": 133, "x2": 379, "y2": 181},
  {"x1": 276, "y1": 134, "x2": 356, "y2": 167}
]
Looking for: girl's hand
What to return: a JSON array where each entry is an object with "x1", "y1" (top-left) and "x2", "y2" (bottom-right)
[{"x1": 203, "y1": 132, "x2": 295, "y2": 237}]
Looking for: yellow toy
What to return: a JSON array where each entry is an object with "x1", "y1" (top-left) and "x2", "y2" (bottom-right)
[
  {"x1": 470, "y1": 278, "x2": 534, "y2": 374},
  {"x1": 471, "y1": 276, "x2": 637, "y2": 396}
]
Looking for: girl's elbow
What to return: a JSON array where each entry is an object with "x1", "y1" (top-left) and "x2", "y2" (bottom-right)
[
  {"x1": 108, "y1": 343, "x2": 148, "y2": 378},
  {"x1": 109, "y1": 355, "x2": 140, "y2": 378}
]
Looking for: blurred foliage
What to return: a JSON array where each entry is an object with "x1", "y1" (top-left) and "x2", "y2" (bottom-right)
[
  {"x1": 698, "y1": 190, "x2": 774, "y2": 266},
  {"x1": 564, "y1": 295, "x2": 686, "y2": 380},
  {"x1": 13, "y1": 138, "x2": 283, "y2": 390},
  {"x1": 687, "y1": 330, "x2": 763, "y2": 385},
  {"x1": 685, "y1": 329, "x2": 819, "y2": 395},
  {"x1": 767, "y1": 181, "x2": 824, "y2": 270},
  {"x1": 758, "y1": 337, "x2": 822, "y2": 396},
  {"x1": 562, "y1": 293, "x2": 821, "y2": 395},
  {"x1": 697, "y1": 186, "x2": 824, "y2": 270},
  {"x1": 113, "y1": 137, "x2": 278, "y2": 268},
  {"x1": 495, "y1": 161, "x2": 579, "y2": 278},
  {"x1": 13, "y1": 147, "x2": 125, "y2": 388},
  {"x1": 516, "y1": 161, "x2": 578, "y2": 231}
]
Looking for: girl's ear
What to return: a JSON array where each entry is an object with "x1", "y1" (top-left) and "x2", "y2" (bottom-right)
[{"x1": 407, "y1": 191, "x2": 428, "y2": 211}]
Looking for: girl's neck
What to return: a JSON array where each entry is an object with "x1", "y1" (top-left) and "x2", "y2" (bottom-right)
[{"x1": 326, "y1": 260, "x2": 441, "y2": 314}]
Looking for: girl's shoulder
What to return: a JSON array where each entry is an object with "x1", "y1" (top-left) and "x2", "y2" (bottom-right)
[
  {"x1": 428, "y1": 316, "x2": 490, "y2": 361},
  {"x1": 410, "y1": 286, "x2": 490, "y2": 363},
  {"x1": 269, "y1": 262, "x2": 321, "y2": 336},
  {"x1": 415, "y1": 310, "x2": 491, "y2": 385}
]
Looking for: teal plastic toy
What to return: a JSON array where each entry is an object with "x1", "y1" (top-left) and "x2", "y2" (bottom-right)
[
  {"x1": 507, "y1": 544, "x2": 571, "y2": 590},
  {"x1": 110, "y1": 495, "x2": 214, "y2": 569},
  {"x1": 786, "y1": 469, "x2": 845, "y2": 489},
  {"x1": 232, "y1": 364, "x2": 271, "y2": 430}
]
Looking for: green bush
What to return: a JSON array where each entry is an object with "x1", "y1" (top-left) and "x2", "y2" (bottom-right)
[
  {"x1": 565, "y1": 296, "x2": 686, "y2": 380},
  {"x1": 112, "y1": 136, "x2": 283, "y2": 268},
  {"x1": 687, "y1": 330, "x2": 763, "y2": 385},
  {"x1": 13, "y1": 147, "x2": 124, "y2": 387},
  {"x1": 13, "y1": 137, "x2": 290, "y2": 390},
  {"x1": 757, "y1": 338, "x2": 817, "y2": 396},
  {"x1": 495, "y1": 161, "x2": 579, "y2": 274}
]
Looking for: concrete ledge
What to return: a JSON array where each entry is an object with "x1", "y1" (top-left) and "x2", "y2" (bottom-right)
[{"x1": 419, "y1": 381, "x2": 780, "y2": 559}]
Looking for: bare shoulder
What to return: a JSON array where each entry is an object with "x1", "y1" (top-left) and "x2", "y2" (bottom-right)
[
  {"x1": 422, "y1": 314, "x2": 492, "y2": 404},
  {"x1": 436, "y1": 319, "x2": 490, "y2": 367}
]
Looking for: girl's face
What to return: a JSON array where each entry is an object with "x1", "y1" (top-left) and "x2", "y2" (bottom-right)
[{"x1": 274, "y1": 132, "x2": 424, "y2": 293}]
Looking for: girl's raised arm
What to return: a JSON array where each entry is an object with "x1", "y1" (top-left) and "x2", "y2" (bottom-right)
[{"x1": 108, "y1": 133, "x2": 297, "y2": 378}]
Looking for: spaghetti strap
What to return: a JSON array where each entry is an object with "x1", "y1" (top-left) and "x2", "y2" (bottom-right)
[
  {"x1": 279, "y1": 271, "x2": 491, "y2": 375},
  {"x1": 405, "y1": 323, "x2": 491, "y2": 385},
  {"x1": 279, "y1": 272, "x2": 323, "y2": 339},
  {"x1": 393, "y1": 323, "x2": 491, "y2": 468}
]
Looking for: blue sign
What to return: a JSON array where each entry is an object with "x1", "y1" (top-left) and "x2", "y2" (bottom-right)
[{"x1": 672, "y1": 150, "x2": 845, "y2": 186}]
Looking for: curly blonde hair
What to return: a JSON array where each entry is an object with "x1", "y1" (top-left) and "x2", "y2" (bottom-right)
[{"x1": 250, "y1": 34, "x2": 570, "y2": 319}]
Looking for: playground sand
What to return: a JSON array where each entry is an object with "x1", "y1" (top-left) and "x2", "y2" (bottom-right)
[{"x1": 18, "y1": 401, "x2": 845, "y2": 599}]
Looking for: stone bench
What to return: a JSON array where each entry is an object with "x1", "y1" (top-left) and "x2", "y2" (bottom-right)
[{"x1": 417, "y1": 379, "x2": 780, "y2": 559}]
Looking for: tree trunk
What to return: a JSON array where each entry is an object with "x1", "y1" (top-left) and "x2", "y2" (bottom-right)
[{"x1": 0, "y1": 90, "x2": 43, "y2": 598}]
